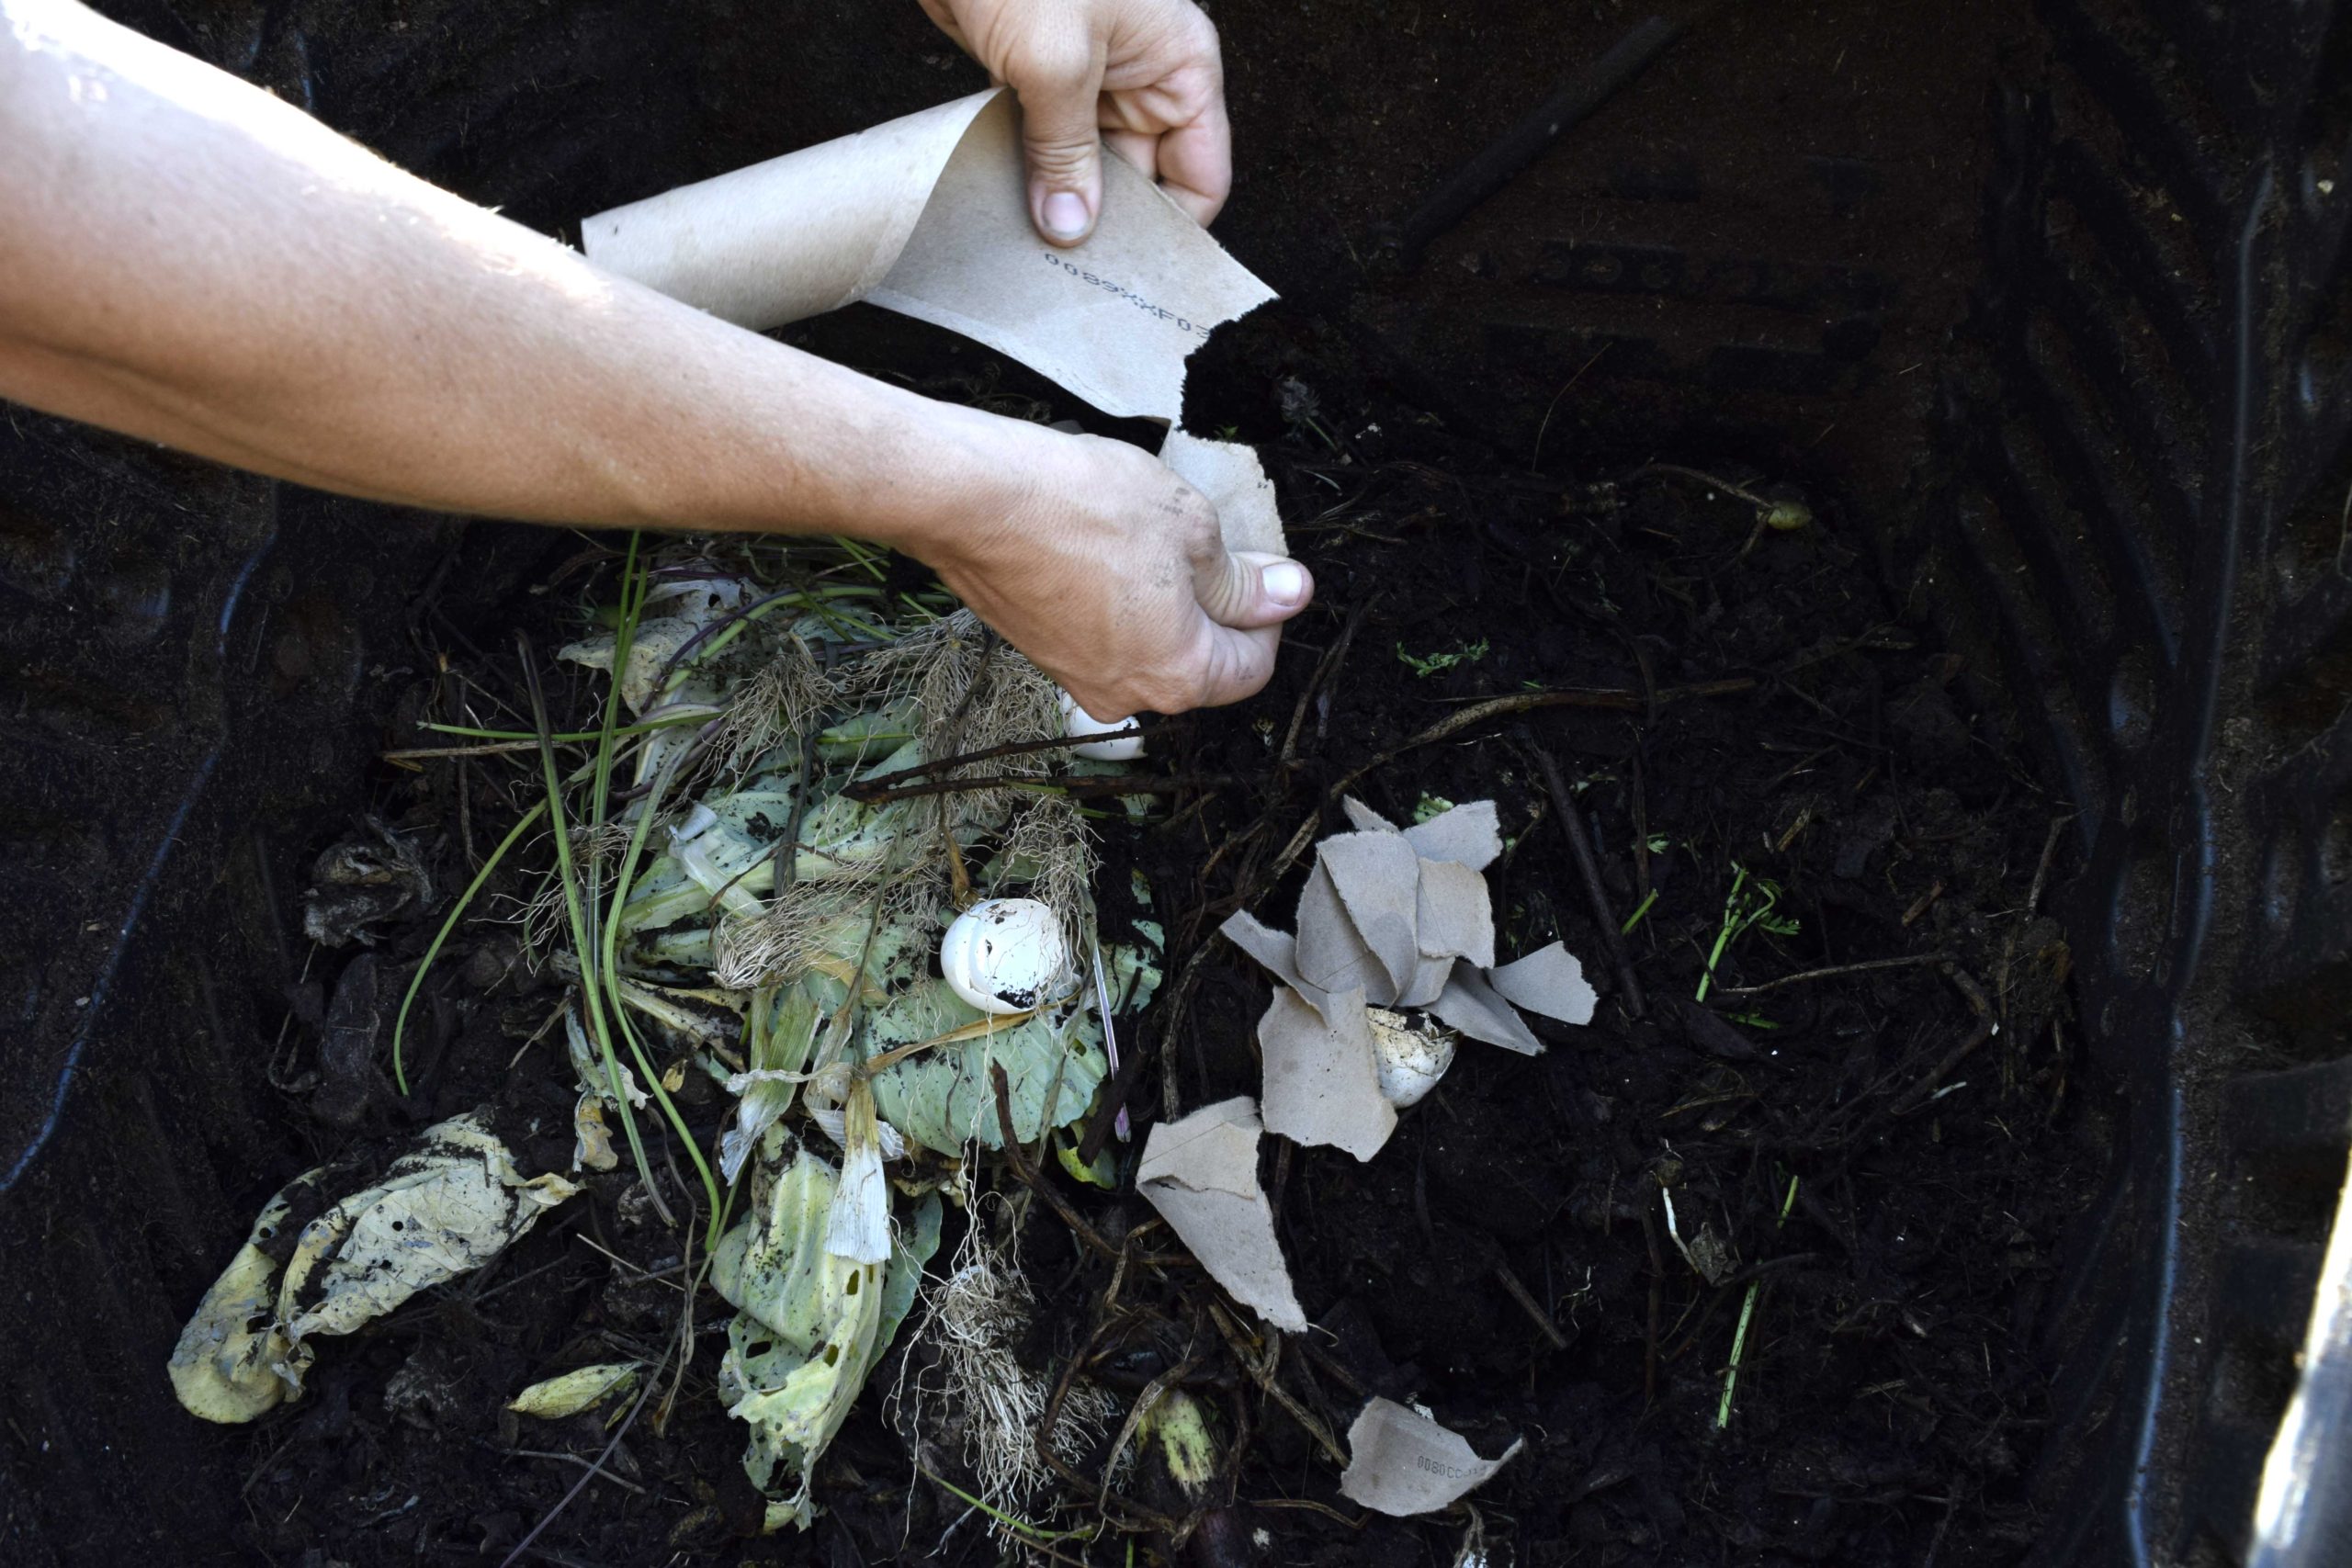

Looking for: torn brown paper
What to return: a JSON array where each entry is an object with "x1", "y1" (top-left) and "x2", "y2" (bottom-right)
[
  {"x1": 1294, "y1": 861, "x2": 1396, "y2": 1004},
  {"x1": 1402, "y1": 799, "x2": 1503, "y2": 871},
  {"x1": 1489, "y1": 942, "x2": 1598, "y2": 1025},
  {"x1": 582, "y1": 89, "x2": 1269, "y2": 422},
  {"x1": 584, "y1": 89, "x2": 1284, "y2": 550},
  {"x1": 1137, "y1": 1098, "x2": 1306, "y2": 1332},
  {"x1": 1414, "y1": 857, "x2": 1496, "y2": 970},
  {"x1": 1159, "y1": 430, "x2": 1285, "y2": 555},
  {"x1": 1316, "y1": 832, "x2": 1426, "y2": 999},
  {"x1": 1257, "y1": 986, "x2": 1396, "y2": 1161},
  {"x1": 1339, "y1": 1398, "x2": 1524, "y2": 1517},
  {"x1": 1429, "y1": 962, "x2": 1546, "y2": 1056},
  {"x1": 1341, "y1": 795, "x2": 1400, "y2": 835}
]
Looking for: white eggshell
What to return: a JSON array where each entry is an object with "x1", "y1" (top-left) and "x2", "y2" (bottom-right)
[
  {"x1": 1060, "y1": 689, "x2": 1145, "y2": 761},
  {"x1": 940, "y1": 898, "x2": 1071, "y2": 1015},
  {"x1": 1366, "y1": 1009, "x2": 1457, "y2": 1108}
]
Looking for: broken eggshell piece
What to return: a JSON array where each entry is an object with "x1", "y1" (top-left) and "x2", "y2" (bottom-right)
[
  {"x1": 1059, "y1": 688, "x2": 1144, "y2": 761},
  {"x1": 939, "y1": 897, "x2": 1072, "y2": 1015},
  {"x1": 1365, "y1": 1009, "x2": 1457, "y2": 1108}
]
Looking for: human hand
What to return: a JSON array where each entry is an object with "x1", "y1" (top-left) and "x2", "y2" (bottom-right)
[
  {"x1": 900, "y1": 417, "x2": 1309, "y2": 719},
  {"x1": 916, "y1": 0, "x2": 1229, "y2": 246}
]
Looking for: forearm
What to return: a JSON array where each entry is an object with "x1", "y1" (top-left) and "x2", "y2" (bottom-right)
[{"x1": 0, "y1": 0, "x2": 999, "y2": 545}]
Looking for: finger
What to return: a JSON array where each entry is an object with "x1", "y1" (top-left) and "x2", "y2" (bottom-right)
[
  {"x1": 1103, "y1": 127, "x2": 1159, "y2": 183},
  {"x1": 1181, "y1": 621, "x2": 1283, "y2": 711},
  {"x1": 1153, "y1": 107, "x2": 1231, "y2": 226},
  {"x1": 1011, "y1": 35, "x2": 1109, "y2": 245},
  {"x1": 1194, "y1": 547, "x2": 1314, "y2": 630}
]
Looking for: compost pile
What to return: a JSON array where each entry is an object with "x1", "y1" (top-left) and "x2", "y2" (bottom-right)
[{"x1": 206, "y1": 325, "x2": 2092, "y2": 1568}]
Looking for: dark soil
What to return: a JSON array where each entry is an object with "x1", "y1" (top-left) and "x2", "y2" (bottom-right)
[
  {"x1": 219, "y1": 294, "x2": 2099, "y2": 1568},
  {"x1": 7, "y1": 3, "x2": 2113, "y2": 1565}
]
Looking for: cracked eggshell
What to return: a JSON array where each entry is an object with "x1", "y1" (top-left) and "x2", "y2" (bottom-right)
[
  {"x1": 1366, "y1": 1009, "x2": 1457, "y2": 1108},
  {"x1": 940, "y1": 897, "x2": 1071, "y2": 1015},
  {"x1": 1060, "y1": 689, "x2": 1145, "y2": 761}
]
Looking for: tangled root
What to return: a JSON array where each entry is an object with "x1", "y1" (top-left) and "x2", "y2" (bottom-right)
[{"x1": 893, "y1": 1187, "x2": 1119, "y2": 1521}]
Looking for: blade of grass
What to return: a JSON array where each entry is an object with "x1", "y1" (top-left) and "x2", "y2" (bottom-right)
[
  {"x1": 521, "y1": 629, "x2": 672, "y2": 1227},
  {"x1": 918, "y1": 1468, "x2": 1098, "y2": 1545},
  {"x1": 1621, "y1": 887, "x2": 1660, "y2": 936},
  {"x1": 1716, "y1": 1170, "x2": 1801, "y2": 1428},
  {"x1": 419, "y1": 712, "x2": 709, "y2": 744},
  {"x1": 600, "y1": 745, "x2": 726, "y2": 1252},
  {"x1": 390, "y1": 798, "x2": 548, "y2": 1095}
]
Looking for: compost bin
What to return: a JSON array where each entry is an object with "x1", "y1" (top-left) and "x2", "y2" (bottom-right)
[{"x1": 3, "y1": 1, "x2": 2348, "y2": 1564}]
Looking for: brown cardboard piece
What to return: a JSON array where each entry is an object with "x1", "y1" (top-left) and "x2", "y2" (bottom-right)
[
  {"x1": 1257, "y1": 987, "x2": 1396, "y2": 1162},
  {"x1": 1137, "y1": 1098, "x2": 1306, "y2": 1333},
  {"x1": 1489, "y1": 942, "x2": 1599, "y2": 1025},
  {"x1": 582, "y1": 89, "x2": 1285, "y2": 554},
  {"x1": 1338, "y1": 1397, "x2": 1525, "y2": 1517}
]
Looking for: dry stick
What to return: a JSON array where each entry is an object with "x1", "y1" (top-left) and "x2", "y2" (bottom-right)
[
  {"x1": 1525, "y1": 738, "x2": 1645, "y2": 1020},
  {"x1": 989, "y1": 1064, "x2": 1116, "y2": 1259},
  {"x1": 1884, "y1": 967, "x2": 1997, "y2": 1119},
  {"x1": 1207, "y1": 1303, "x2": 1349, "y2": 1468},
  {"x1": 1494, "y1": 1261, "x2": 1570, "y2": 1349},
  {"x1": 849, "y1": 772, "x2": 1232, "y2": 806},
  {"x1": 842, "y1": 723, "x2": 1156, "y2": 797},
  {"x1": 1711, "y1": 952, "x2": 1954, "y2": 999},
  {"x1": 497, "y1": 1348, "x2": 666, "y2": 1568},
  {"x1": 1638, "y1": 1204, "x2": 1664, "y2": 1408}
]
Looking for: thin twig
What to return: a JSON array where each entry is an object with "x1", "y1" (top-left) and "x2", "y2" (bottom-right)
[
  {"x1": 498, "y1": 1346, "x2": 665, "y2": 1568},
  {"x1": 848, "y1": 772, "x2": 1232, "y2": 805},
  {"x1": 1711, "y1": 952, "x2": 1954, "y2": 998},
  {"x1": 989, "y1": 1065, "x2": 1115, "y2": 1258},
  {"x1": 1525, "y1": 737, "x2": 1645, "y2": 1020},
  {"x1": 842, "y1": 723, "x2": 1157, "y2": 796},
  {"x1": 1494, "y1": 1261, "x2": 1569, "y2": 1348}
]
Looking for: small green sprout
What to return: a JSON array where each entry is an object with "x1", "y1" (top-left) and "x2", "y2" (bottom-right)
[
  {"x1": 1695, "y1": 862, "x2": 1801, "y2": 1002},
  {"x1": 1396, "y1": 637, "x2": 1490, "y2": 678}
]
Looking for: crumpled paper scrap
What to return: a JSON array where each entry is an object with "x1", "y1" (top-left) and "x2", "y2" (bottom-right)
[
  {"x1": 1338, "y1": 1397, "x2": 1525, "y2": 1517},
  {"x1": 1136, "y1": 1097, "x2": 1306, "y2": 1333},
  {"x1": 1220, "y1": 797, "x2": 1598, "y2": 1160}
]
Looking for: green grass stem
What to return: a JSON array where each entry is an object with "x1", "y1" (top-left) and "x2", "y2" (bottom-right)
[{"x1": 390, "y1": 799, "x2": 548, "y2": 1095}]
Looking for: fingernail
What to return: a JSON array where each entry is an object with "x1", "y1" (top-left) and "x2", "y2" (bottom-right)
[
  {"x1": 1042, "y1": 190, "x2": 1091, "y2": 239},
  {"x1": 1261, "y1": 560, "x2": 1308, "y2": 607}
]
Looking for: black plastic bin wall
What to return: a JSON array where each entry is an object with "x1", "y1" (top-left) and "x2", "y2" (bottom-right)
[{"x1": 1, "y1": 2, "x2": 2346, "y2": 1565}]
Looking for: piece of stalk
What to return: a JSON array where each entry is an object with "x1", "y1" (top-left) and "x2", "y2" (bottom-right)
[
  {"x1": 599, "y1": 743, "x2": 726, "y2": 1252},
  {"x1": 521, "y1": 630, "x2": 671, "y2": 1226},
  {"x1": 390, "y1": 798, "x2": 548, "y2": 1095},
  {"x1": 1716, "y1": 1170, "x2": 1801, "y2": 1428},
  {"x1": 420, "y1": 712, "x2": 710, "y2": 744}
]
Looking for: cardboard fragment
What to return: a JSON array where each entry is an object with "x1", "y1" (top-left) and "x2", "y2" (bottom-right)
[
  {"x1": 1396, "y1": 952, "x2": 1457, "y2": 1010},
  {"x1": 1315, "y1": 832, "x2": 1426, "y2": 998},
  {"x1": 1428, "y1": 963, "x2": 1546, "y2": 1055},
  {"x1": 1488, "y1": 942, "x2": 1599, "y2": 1025},
  {"x1": 1339, "y1": 1398, "x2": 1525, "y2": 1517},
  {"x1": 1257, "y1": 987, "x2": 1396, "y2": 1161},
  {"x1": 1221, "y1": 909, "x2": 1308, "y2": 997},
  {"x1": 1137, "y1": 1099, "x2": 1306, "y2": 1332},
  {"x1": 1294, "y1": 861, "x2": 1397, "y2": 1005},
  {"x1": 1413, "y1": 857, "x2": 1496, "y2": 969},
  {"x1": 1161, "y1": 431, "x2": 1286, "y2": 557},
  {"x1": 1401, "y1": 799, "x2": 1502, "y2": 871},
  {"x1": 583, "y1": 89, "x2": 1274, "y2": 424},
  {"x1": 1341, "y1": 795, "x2": 1401, "y2": 835}
]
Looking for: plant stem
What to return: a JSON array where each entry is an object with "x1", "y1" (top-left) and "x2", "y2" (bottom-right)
[{"x1": 390, "y1": 799, "x2": 548, "y2": 1094}]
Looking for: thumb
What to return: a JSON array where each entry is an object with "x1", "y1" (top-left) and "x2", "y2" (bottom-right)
[
  {"x1": 1194, "y1": 548, "x2": 1315, "y2": 630},
  {"x1": 1013, "y1": 47, "x2": 1108, "y2": 245}
]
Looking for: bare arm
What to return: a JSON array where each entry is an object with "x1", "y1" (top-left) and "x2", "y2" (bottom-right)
[{"x1": 0, "y1": 0, "x2": 1307, "y2": 716}]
